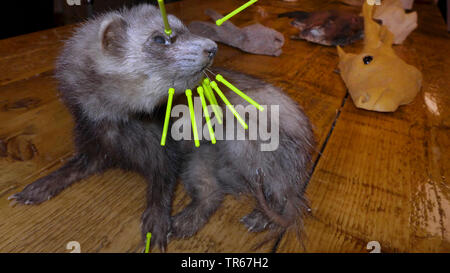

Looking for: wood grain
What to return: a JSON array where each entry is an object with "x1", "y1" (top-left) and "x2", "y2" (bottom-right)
[
  {"x1": 0, "y1": 0, "x2": 448, "y2": 253},
  {"x1": 0, "y1": 25, "x2": 74, "y2": 86},
  {"x1": 277, "y1": 2, "x2": 450, "y2": 253}
]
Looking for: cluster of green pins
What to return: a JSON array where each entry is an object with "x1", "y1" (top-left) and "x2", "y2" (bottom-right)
[
  {"x1": 157, "y1": 0, "x2": 263, "y2": 147},
  {"x1": 160, "y1": 74, "x2": 264, "y2": 147}
]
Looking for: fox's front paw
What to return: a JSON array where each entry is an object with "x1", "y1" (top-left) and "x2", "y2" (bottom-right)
[
  {"x1": 141, "y1": 208, "x2": 171, "y2": 252},
  {"x1": 8, "y1": 177, "x2": 60, "y2": 205}
]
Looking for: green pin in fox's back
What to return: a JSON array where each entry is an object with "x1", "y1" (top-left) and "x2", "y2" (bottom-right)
[
  {"x1": 157, "y1": 0, "x2": 172, "y2": 36},
  {"x1": 160, "y1": 88, "x2": 175, "y2": 146},
  {"x1": 216, "y1": 74, "x2": 264, "y2": 111},
  {"x1": 216, "y1": 0, "x2": 258, "y2": 26}
]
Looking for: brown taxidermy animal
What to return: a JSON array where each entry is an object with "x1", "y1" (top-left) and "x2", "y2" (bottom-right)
[{"x1": 279, "y1": 9, "x2": 364, "y2": 46}]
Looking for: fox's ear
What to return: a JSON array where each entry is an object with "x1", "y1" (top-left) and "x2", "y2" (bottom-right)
[{"x1": 100, "y1": 15, "x2": 127, "y2": 56}]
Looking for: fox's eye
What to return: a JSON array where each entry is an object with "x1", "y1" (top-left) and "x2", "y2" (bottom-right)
[
  {"x1": 363, "y1": 55, "x2": 373, "y2": 64},
  {"x1": 153, "y1": 35, "x2": 167, "y2": 45}
]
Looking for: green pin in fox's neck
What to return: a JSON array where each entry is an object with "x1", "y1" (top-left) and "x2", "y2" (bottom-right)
[{"x1": 157, "y1": 0, "x2": 172, "y2": 36}]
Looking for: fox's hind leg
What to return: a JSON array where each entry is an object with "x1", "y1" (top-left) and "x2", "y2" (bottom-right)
[{"x1": 241, "y1": 209, "x2": 272, "y2": 232}]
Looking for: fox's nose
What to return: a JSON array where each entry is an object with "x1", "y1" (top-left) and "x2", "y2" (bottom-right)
[{"x1": 204, "y1": 46, "x2": 217, "y2": 58}]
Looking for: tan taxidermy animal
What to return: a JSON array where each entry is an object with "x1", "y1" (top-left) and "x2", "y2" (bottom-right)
[{"x1": 337, "y1": 2, "x2": 422, "y2": 112}]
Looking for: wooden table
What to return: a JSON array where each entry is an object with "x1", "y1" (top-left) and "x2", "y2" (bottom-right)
[{"x1": 0, "y1": 0, "x2": 448, "y2": 253}]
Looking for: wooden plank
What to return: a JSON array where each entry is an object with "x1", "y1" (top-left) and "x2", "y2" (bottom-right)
[
  {"x1": 0, "y1": 25, "x2": 74, "y2": 86},
  {"x1": 1, "y1": 0, "x2": 447, "y2": 253},
  {"x1": 0, "y1": 72, "x2": 73, "y2": 188},
  {"x1": 0, "y1": 0, "x2": 347, "y2": 252},
  {"x1": 0, "y1": 72, "x2": 146, "y2": 253},
  {"x1": 277, "y1": 3, "x2": 450, "y2": 252}
]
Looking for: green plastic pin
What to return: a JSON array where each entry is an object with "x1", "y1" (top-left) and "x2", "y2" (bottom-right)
[
  {"x1": 197, "y1": 86, "x2": 216, "y2": 144},
  {"x1": 216, "y1": 0, "x2": 258, "y2": 26},
  {"x1": 145, "y1": 232, "x2": 151, "y2": 253},
  {"x1": 185, "y1": 89, "x2": 200, "y2": 147},
  {"x1": 203, "y1": 78, "x2": 219, "y2": 106},
  {"x1": 157, "y1": 0, "x2": 172, "y2": 36},
  {"x1": 210, "y1": 81, "x2": 248, "y2": 130},
  {"x1": 202, "y1": 80, "x2": 212, "y2": 102},
  {"x1": 216, "y1": 74, "x2": 264, "y2": 111},
  {"x1": 202, "y1": 79, "x2": 223, "y2": 124},
  {"x1": 161, "y1": 88, "x2": 175, "y2": 146}
]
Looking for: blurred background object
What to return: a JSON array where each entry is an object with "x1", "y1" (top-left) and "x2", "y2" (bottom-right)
[
  {"x1": 0, "y1": 0, "x2": 447, "y2": 40},
  {"x1": 436, "y1": 0, "x2": 449, "y2": 30},
  {"x1": 0, "y1": 0, "x2": 180, "y2": 40}
]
